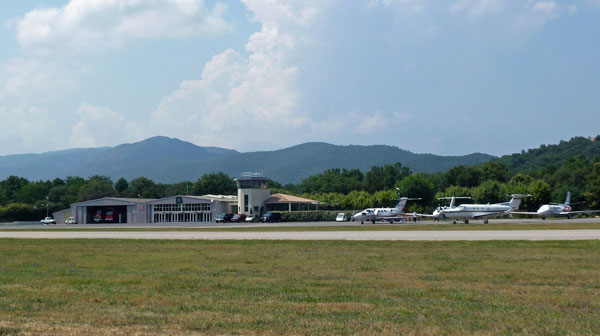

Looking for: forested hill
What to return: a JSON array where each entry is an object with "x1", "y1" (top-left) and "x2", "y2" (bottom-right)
[
  {"x1": 0, "y1": 137, "x2": 495, "y2": 184},
  {"x1": 496, "y1": 136, "x2": 600, "y2": 172}
]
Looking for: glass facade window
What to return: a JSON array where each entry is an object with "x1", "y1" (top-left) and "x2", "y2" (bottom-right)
[{"x1": 152, "y1": 202, "x2": 212, "y2": 223}]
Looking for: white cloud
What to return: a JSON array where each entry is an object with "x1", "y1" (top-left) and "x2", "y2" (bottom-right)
[
  {"x1": 16, "y1": 0, "x2": 230, "y2": 52},
  {"x1": 514, "y1": 1, "x2": 577, "y2": 34},
  {"x1": 149, "y1": 0, "x2": 335, "y2": 150},
  {"x1": 69, "y1": 104, "x2": 140, "y2": 148},
  {"x1": 0, "y1": 58, "x2": 77, "y2": 102},
  {"x1": 449, "y1": 0, "x2": 504, "y2": 18},
  {"x1": 0, "y1": 105, "x2": 54, "y2": 154}
]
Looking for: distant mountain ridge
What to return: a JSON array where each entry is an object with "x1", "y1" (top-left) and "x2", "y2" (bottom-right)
[{"x1": 0, "y1": 136, "x2": 495, "y2": 184}]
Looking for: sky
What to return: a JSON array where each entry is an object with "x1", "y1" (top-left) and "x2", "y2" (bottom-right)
[{"x1": 0, "y1": 0, "x2": 599, "y2": 157}]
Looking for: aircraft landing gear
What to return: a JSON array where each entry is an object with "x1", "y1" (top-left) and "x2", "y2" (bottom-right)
[
  {"x1": 464, "y1": 219, "x2": 469, "y2": 224},
  {"x1": 542, "y1": 217, "x2": 546, "y2": 221},
  {"x1": 568, "y1": 215, "x2": 572, "y2": 220},
  {"x1": 452, "y1": 220, "x2": 457, "y2": 224},
  {"x1": 372, "y1": 219, "x2": 376, "y2": 224},
  {"x1": 361, "y1": 220, "x2": 364, "y2": 225},
  {"x1": 484, "y1": 219, "x2": 489, "y2": 224}
]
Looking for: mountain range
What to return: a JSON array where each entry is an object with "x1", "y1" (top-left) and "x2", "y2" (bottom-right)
[{"x1": 0, "y1": 137, "x2": 495, "y2": 184}]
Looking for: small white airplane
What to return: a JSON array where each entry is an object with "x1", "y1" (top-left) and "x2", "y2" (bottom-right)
[
  {"x1": 424, "y1": 194, "x2": 530, "y2": 224},
  {"x1": 352, "y1": 197, "x2": 421, "y2": 224},
  {"x1": 513, "y1": 192, "x2": 600, "y2": 220}
]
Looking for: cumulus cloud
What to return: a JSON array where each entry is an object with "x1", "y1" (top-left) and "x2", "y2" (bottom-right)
[
  {"x1": 69, "y1": 104, "x2": 141, "y2": 148},
  {"x1": 149, "y1": 0, "x2": 334, "y2": 150},
  {"x1": 0, "y1": 58, "x2": 77, "y2": 102},
  {"x1": 0, "y1": 105, "x2": 54, "y2": 154},
  {"x1": 16, "y1": 0, "x2": 230, "y2": 52}
]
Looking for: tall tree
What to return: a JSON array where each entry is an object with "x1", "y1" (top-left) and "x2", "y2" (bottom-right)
[{"x1": 191, "y1": 172, "x2": 237, "y2": 195}]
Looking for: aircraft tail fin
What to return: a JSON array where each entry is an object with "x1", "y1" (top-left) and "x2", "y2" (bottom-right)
[
  {"x1": 507, "y1": 194, "x2": 531, "y2": 210},
  {"x1": 565, "y1": 191, "x2": 571, "y2": 206},
  {"x1": 394, "y1": 197, "x2": 421, "y2": 211}
]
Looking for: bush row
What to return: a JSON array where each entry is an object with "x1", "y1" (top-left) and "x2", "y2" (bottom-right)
[{"x1": 277, "y1": 210, "x2": 354, "y2": 222}]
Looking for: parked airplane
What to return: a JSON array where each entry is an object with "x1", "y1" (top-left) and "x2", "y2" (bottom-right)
[
  {"x1": 424, "y1": 194, "x2": 530, "y2": 224},
  {"x1": 513, "y1": 192, "x2": 600, "y2": 220},
  {"x1": 431, "y1": 196, "x2": 472, "y2": 220},
  {"x1": 352, "y1": 197, "x2": 421, "y2": 224}
]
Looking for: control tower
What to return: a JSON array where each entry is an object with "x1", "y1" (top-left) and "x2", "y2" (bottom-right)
[{"x1": 234, "y1": 173, "x2": 270, "y2": 215}]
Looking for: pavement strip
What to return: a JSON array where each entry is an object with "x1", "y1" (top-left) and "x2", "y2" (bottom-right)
[{"x1": 1, "y1": 230, "x2": 600, "y2": 240}]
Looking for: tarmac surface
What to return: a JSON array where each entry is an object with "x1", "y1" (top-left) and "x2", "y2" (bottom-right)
[
  {"x1": 1, "y1": 229, "x2": 600, "y2": 240},
  {"x1": 2, "y1": 217, "x2": 600, "y2": 230},
  {"x1": 1, "y1": 218, "x2": 600, "y2": 240}
]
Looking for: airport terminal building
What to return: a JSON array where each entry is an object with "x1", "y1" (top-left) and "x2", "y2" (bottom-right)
[
  {"x1": 63, "y1": 195, "x2": 237, "y2": 224},
  {"x1": 54, "y1": 173, "x2": 320, "y2": 224}
]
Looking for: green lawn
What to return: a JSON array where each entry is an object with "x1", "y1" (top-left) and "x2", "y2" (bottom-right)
[
  {"x1": 1, "y1": 239, "x2": 599, "y2": 335},
  {"x1": 3, "y1": 221, "x2": 600, "y2": 232}
]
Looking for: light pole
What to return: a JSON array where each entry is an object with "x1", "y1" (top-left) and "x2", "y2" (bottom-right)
[{"x1": 45, "y1": 196, "x2": 49, "y2": 218}]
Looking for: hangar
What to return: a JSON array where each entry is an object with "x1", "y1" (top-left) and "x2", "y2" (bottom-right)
[
  {"x1": 66, "y1": 195, "x2": 237, "y2": 224},
  {"x1": 69, "y1": 197, "x2": 152, "y2": 224}
]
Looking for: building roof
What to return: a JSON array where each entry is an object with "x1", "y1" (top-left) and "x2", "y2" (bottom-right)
[
  {"x1": 265, "y1": 193, "x2": 321, "y2": 204},
  {"x1": 201, "y1": 194, "x2": 238, "y2": 202},
  {"x1": 71, "y1": 197, "x2": 156, "y2": 206}
]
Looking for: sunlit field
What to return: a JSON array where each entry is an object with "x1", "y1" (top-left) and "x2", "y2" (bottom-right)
[{"x1": 1, "y1": 239, "x2": 599, "y2": 335}]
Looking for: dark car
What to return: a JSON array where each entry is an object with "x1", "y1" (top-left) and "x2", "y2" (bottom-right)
[
  {"x1": 231, "y1": 214, "x2": 247, "y2": 223},
  {"x1": 261, "y1": 212, "x2": 281, "y2": 223},
  {"x1": 215, "y1": 213, "x2": 234, "y2": 223}
]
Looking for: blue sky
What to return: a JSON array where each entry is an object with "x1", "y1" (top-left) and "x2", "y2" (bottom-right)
[{"x1": 0, "y1": 0, "x2": 599, "y2": 157}]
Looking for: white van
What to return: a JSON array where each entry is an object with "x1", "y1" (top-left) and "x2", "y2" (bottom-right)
[{"x1": 335, "y1": 213, "x2": 348, "y2": 222}]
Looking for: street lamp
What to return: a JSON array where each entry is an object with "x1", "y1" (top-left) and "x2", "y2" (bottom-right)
[{"x1": 45, "y1": 196, "x2": 49, "y2": 217}]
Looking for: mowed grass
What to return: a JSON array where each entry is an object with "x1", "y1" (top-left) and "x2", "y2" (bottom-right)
[
  {"x1": 1, "y1": 240, "x2": 600, "y2": 335},
  {"x1": 4, "y1": 221, "x2": 600, "y2": 232}
]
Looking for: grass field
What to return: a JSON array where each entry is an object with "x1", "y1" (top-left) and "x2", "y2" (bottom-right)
[
  {"x1": 3, "y1": 221, "x2": 600, "y2": 232},
  {"x1": 1, "y1": 239, "x2": 600, "y2": 335}
]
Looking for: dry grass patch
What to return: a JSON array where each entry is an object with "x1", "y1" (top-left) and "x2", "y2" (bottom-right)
[{"x1": 0, "y1": 239, "x2": 599, "y2": 335}]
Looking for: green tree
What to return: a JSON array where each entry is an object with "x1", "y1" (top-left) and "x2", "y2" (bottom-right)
[
  {"x1": 114, "y1": 178, "x2": 129, "y2": 196},
  {"x1": 584, "y1": 157, "x2": 600, "y2": 209},
  {"x1": 363, "y1": 163, "x2": 411, "y2": 193},
  {"x1": 0, "y1": 176, "x2": 29, "y2": 205},
  {"x1": 472, "y1": 180, "x2": 507, "y2": 204},
  {"x1": 191, "y1": 172, "x2": 237, "y2": 195},
  {"x1": 395, "y1": 174, "x2": 435, "y2": 206},
  {"x1": 480, "y1": 161, "x2": 510, "y2": 183},
  {"x1": 125, "y1": 177, "x2": 164, "y2": 199},
  {"x1": 77, "y1": 176, "x2": 116, "y2": 201}
]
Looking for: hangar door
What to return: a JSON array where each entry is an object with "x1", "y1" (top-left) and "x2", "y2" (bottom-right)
[{"x1": 86, "y1": 206, "x2": 127, "y2": 224}]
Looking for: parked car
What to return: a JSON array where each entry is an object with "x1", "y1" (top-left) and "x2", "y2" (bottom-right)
[
  {"x1": 335, "y1": 213, "x2": 349, "y2": 222},
  {"x1": 93, "y1": 210, "x2": 102, "y2": 223},
  {"x1": 231, "y1": 214, "x2": 247, "y2": 223},
  {"x1": 215, "y1": 213, "x2": 234, "y2": 223},
  {"x1": 65, "y1": 217, "x2": 76, "y2": 224},
  {"x1": 261, "y1": 212, "x2": 281, "y2": 223},
  {"x1": 245, "y1": 214, "x2": 259, "y2": 223},
  {"x1": 40, "y1": 217, "x2": 56, "y2": 225}
]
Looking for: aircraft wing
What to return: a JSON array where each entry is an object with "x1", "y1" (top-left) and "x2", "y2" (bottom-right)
[
  {"x1": 416, "y1": 213, "x2": 438, "y2": 218},
  {"x1": 471, "y1": 211, "x2": 513, "y2": 219},
  {"x1": 559, "y1": 210, "x2": 600, "y2": 215},
  {"x1": 511, "y1": 211, "x2": 540, "y2": 215}
]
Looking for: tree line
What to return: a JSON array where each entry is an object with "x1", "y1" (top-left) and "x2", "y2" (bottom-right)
[{"x1": 1, "y1": 155, "x2": 600, "y2": 221}]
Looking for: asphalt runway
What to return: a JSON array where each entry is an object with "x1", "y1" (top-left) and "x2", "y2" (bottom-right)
[
  {"x1": 1, "y1": 229, "x2": 600, "y2": 240},
  {"x1": 2, "y1": 217, "x2": 600, "y2": 230}
]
